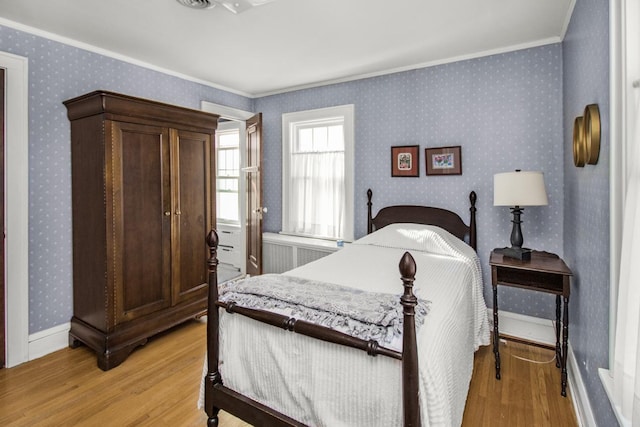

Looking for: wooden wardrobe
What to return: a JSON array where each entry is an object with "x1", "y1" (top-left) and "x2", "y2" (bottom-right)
[{"x1": 64, "y1": 91, "x2": 219, "y2": 370}]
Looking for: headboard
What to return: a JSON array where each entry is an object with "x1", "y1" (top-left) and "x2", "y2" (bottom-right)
[{"x1": 366, "y1": 189, "x2": 477, "y2": 250}]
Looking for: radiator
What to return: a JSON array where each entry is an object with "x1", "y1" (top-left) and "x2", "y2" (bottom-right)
[{"x1": 262, "y1": 232, "x2": 342, "y2": 274}]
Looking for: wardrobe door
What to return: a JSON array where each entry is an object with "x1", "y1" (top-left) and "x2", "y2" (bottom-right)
[
  {"x1": 112, "y1": 121, "x2": 172, "y2": 324},
  {"x1": 171, "y1": 128, "x2": 214, "y2": 305}
]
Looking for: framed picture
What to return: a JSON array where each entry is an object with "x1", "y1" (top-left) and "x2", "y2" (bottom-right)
[
  {"x1": 425, "y1": 146, "x2": 462, "y2": 176},
  {"x1": 391, "y1": 145, "x2": 420, "y2": 177}
]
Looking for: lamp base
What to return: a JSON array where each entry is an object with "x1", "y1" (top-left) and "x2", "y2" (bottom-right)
[{"x1": 496, "y1": 246, "x2": 532, "y2": 261}]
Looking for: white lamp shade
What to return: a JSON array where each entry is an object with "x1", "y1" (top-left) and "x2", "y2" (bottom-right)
[{"x1": 494, "y1": 171, "x2": 549, "y2": 206}]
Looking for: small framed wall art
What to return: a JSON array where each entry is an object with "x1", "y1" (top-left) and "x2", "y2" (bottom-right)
[
  {"x1": 391, "y1": 145, "x2": 420, "y2": 177},
  {"x1": 425, "y1": 146, "x2": 462, "y2": 176}
]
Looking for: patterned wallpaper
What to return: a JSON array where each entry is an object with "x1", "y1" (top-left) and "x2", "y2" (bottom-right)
[
  {"x1": 1, "y1": 6, "x2": 617, "y2": 422},
  {"x1": 0, "y1": 22, "x2": 576, "y2": 344},
  {"x1": 0, "y1": 25, "x2": 252, "y2": 333},
  {"x1": 256, "y1": 44, "x2": 565, "y2": 319},
  {"x1": 562, "y1": 0, "x2": 617, "y2": 425}
]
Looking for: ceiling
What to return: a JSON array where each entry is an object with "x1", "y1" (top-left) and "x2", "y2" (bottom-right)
[{"x1": 0, "y1": 0, "x2": 574, "y2": 98}]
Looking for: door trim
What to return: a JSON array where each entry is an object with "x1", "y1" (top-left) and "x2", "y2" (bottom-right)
[
  {"x1": 201, "y1": 101, "x2": 253, "y2": 276},
  {"x1": 1, "y1": 51, "x2": 29, "y2": 367},
  {"x1": 0, "y1": 68, "x2": 4, "y2": 368},
  {"x1": 200, "y1": 101, "x2": 254, "y2": 121}
]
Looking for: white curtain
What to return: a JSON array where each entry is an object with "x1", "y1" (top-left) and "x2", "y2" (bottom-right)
[
  {"x1": 289, "y1": 151, "x2": 345, "y2": 239},
  {"x1": 613, "y1": 88, "x2": 640, "y2": 425}
]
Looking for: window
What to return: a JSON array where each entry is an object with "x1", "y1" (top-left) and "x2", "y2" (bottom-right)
[
  {"x1": 216, "y1": 123, "x2": 241, "y2": 224},
  {"x1": 282, "y1": 105, "x2": 354, "y2": 241}
]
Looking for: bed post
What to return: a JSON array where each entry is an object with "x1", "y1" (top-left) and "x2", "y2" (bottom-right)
[
  {"x1": 399, "y1": 251, "x2": 420, "y2": 427},
  {"x1": 469, "y1": 191, "x2": 477, "y2": 251},
  {"x1": 367, "y1": 188, "x2": 373, "y2": 234},
  {"x1": 205, "y1": 230, "x2": 221, "y2": 427}
]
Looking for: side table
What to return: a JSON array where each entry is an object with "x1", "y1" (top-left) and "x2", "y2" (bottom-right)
[{"x1": 489, "y1": 250, "x2": 572, "y2": 396}]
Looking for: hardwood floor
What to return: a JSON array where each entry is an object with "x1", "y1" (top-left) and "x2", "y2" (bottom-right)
[
  {"x1": 462, "y1": 339, "x2": 578, "y2": 427},
  {"x1": 0, "y1": 319, "x2": 577, "y2": 426}
]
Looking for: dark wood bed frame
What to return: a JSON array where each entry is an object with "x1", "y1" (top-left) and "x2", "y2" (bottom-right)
[{"x1": 204, "y1": 189, "x2": 477, "y2": 427}]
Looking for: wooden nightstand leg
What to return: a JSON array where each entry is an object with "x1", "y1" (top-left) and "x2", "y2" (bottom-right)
[
  {"x1": 555, "y1": 295, "x2": 561, "y2": 368},
  {"x1": 561, "y1": 296, "x2": 569, "y2": 397},
  {"x1": 492, "y1": 284, "x2": 501, "y2": 380}
]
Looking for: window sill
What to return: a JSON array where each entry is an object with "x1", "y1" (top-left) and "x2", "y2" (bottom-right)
[{"x1": 599, "y1": 368, "x2": 630, "y2": 427}]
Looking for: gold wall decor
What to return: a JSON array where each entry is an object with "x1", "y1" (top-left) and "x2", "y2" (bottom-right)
[
  {"x1": 584, "y1": 104, "x2": 601, "y2": 164},
  {"x1": 573, "y1": 116, "x2": 586, "y2": 167},
  {"x1": 572, "y1": 103, "x2": 600, "y2": 168}
]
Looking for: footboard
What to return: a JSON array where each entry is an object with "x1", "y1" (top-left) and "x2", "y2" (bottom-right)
[{"x1": 204, "y1": 230, "x2": 421, "y2": 427}]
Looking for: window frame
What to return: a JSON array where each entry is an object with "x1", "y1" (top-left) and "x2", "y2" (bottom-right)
[
  {"x1": 215, "y1": 121, "x2": 241, "y2": 226},
  {"x1": 281, "y1": 104, "x2": 355, "y2": 242}
]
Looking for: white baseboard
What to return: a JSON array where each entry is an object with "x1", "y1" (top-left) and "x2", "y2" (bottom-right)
[
  {"x1": 564, "y1": 342, "x2": 596, "y2": 427},
  {"x1": 489, "y1": 309, "x2": 595, "y2": 427},
  {"x1": 490, "y1": 308, "x2": 556, "y2": 345},
  {"x1": 28, "y1": 322, "x2": 70, "y2": 361}
]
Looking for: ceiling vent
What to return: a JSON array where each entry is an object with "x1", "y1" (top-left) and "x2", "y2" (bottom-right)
[
  {"x1": 176, "y1": 0, "x2": 216, "y2": 9},
  {"x1": 176, "y1": 0, "x2": 275, "y2": 14}
]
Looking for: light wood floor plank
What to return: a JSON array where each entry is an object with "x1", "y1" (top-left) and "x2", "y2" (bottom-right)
[{"x1": 0, "y1": 320, "x2": 577, "y2": 426}]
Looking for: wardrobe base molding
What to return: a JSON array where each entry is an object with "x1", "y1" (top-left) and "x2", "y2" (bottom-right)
[{"x1": 69, "y1": 297, "x2": 207, "y2": 371}]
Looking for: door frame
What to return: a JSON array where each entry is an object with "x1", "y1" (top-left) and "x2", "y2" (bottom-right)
[
  {"x1": 1, "y1": 51, "x2": 29, "y2": 368},
  {"x1": 608, "y1": 0, "x2": 640, "y2": 368},
  {"x1": 201, "y1": 101, "x2": 254, "y2": 276},
  {"x1": 0, "y1": 68, "x2": 4, "y2": 368}
]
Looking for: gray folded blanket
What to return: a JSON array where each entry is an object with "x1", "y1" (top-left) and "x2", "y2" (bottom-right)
[{"x1": 219, "y1": 274, "x2": 430, "y2": 348}]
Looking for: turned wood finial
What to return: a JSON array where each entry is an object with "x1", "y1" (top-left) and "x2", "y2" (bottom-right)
[
  {"x1": 469, "y1": 191, "x2": 477, "y2": 251},
  {"x1": 399, "y1": 251, "x2": 418, "y2": 310},
  {"x1": 206, "y1": 229, "x2": 219, "y2": 249},
  {"x1": 207, "y1": 229, "x2": 219, "y2": 270},
  {"x1": 399, "y1": 251, "x2": 417, "y2": 283},
  {"x1": 367, "y1": 189, "x2": 374, "y2": 234}
]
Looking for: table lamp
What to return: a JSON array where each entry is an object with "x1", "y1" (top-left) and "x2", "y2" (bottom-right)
[{"x1": 494, "y1": 170, "x2": 548, "y2": 261}]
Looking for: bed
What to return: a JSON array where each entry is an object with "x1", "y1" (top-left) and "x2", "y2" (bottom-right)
[{"x1": 202, "y1": 189, "x2": 490, "y2": 426}]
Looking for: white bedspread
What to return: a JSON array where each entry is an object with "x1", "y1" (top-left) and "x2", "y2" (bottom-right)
[{"x1": 206, "y1": 224, "x2": 490, "y2": 426}]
